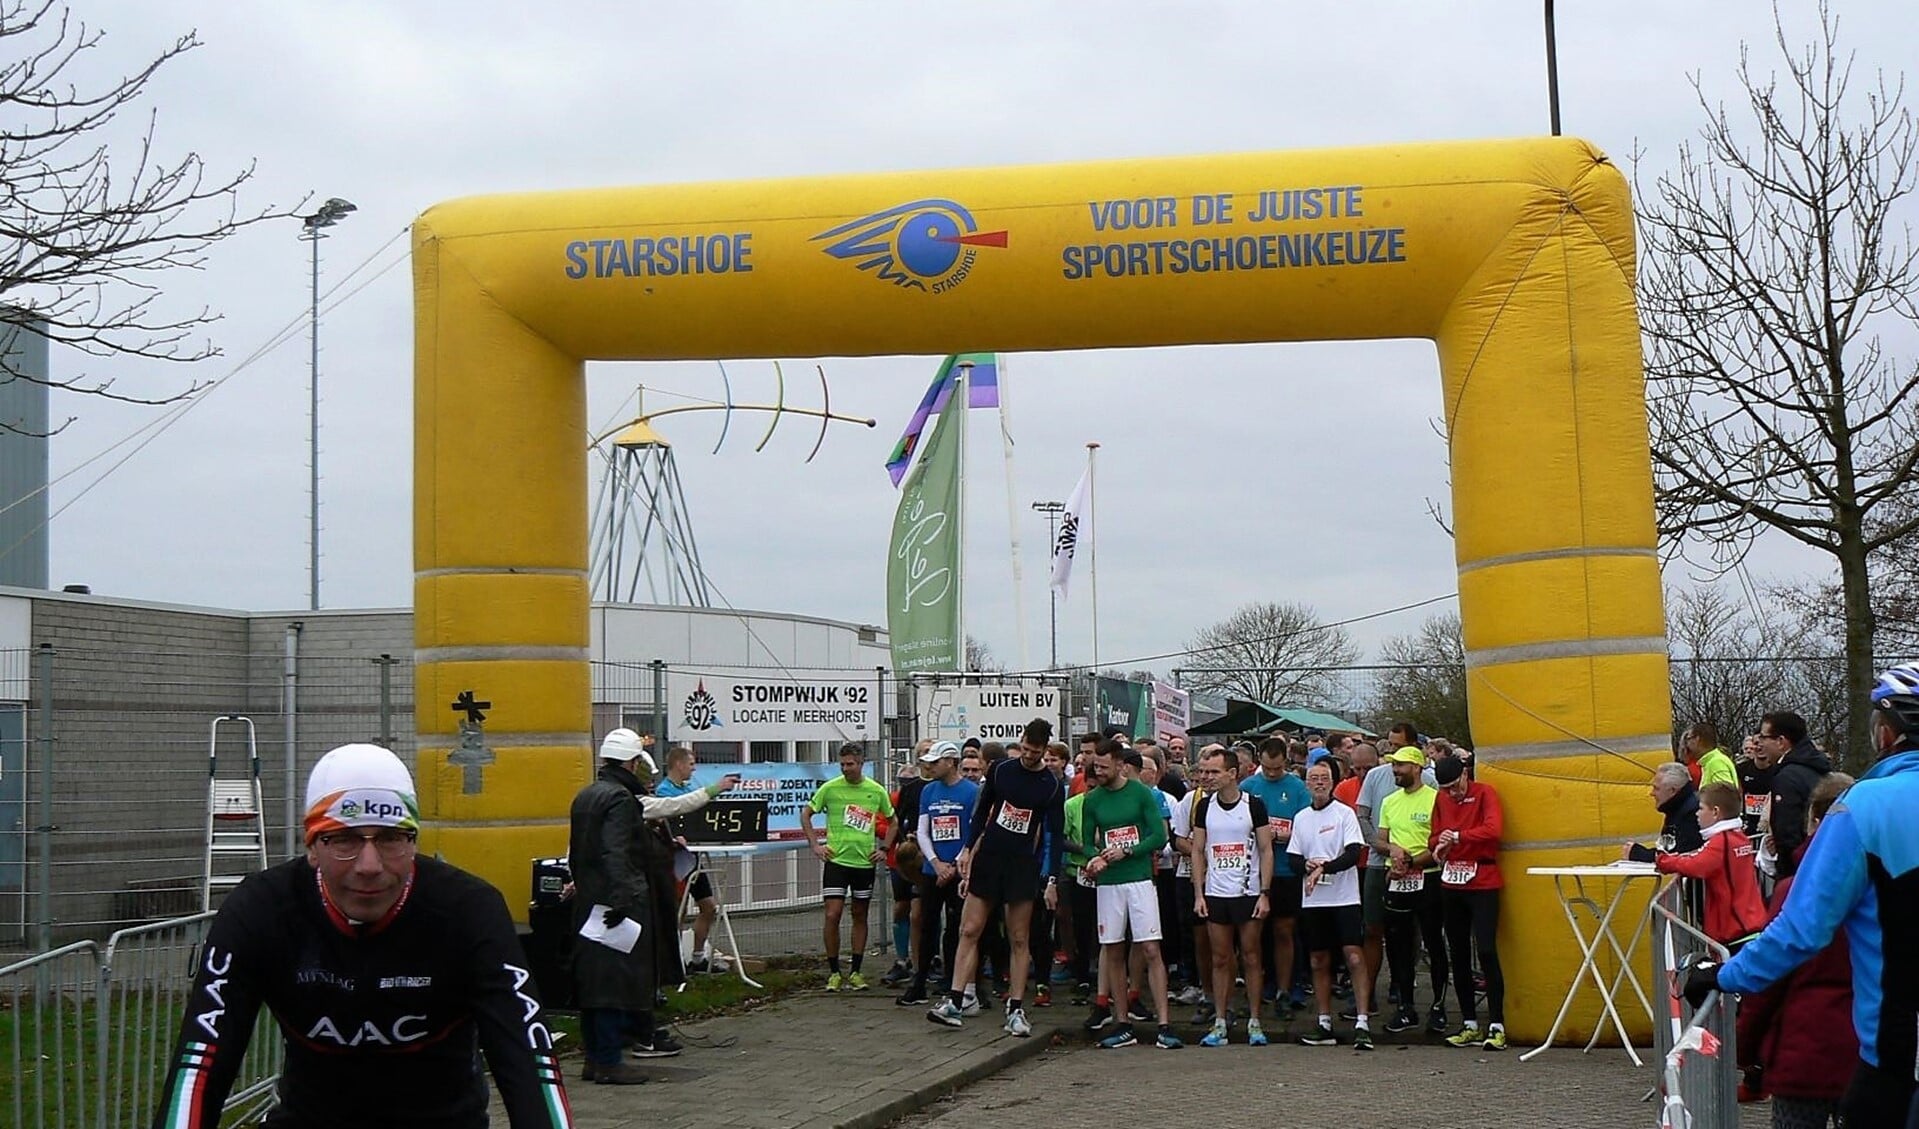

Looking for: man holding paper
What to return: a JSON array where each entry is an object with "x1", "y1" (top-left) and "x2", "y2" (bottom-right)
[{"x1": 569, "y1": 729, "x2": 737, "y2": 1084}]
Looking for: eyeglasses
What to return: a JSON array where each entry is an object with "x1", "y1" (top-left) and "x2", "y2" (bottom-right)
[{"x1": 316, "y1": 829, "x2": 417, "y2": 862}]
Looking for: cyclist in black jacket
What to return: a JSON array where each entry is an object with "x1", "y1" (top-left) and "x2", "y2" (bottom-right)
[{"x1": 152, "y1": 744, "x2": 573, "y2": 1129}]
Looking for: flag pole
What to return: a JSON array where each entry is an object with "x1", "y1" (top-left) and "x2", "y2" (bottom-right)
[
  {"x1": 955, "y1": 363, "x2": 970, "y2": 674},
  {"x1": 997, "y1": 356, "x2": 1031, "y2": 673},
  {"x1": 1086, "y1": 441, "x2": 1100, "y2": 671}
]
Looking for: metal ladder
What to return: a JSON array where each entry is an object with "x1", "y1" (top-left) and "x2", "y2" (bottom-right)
[{"x1": 203, "y1": 715, "x2": 269, "y2": 910}]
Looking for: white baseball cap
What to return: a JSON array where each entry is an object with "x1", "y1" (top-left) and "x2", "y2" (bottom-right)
[{"x1": 599, "y1": 728, "x2": 659, "y2": 775}]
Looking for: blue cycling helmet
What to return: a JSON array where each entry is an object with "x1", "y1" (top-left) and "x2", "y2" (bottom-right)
[{"x1": 1870, "y1": 665, "x2": 1919, "y2": 736}]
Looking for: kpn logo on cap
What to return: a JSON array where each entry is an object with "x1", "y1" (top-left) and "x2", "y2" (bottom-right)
[{"x1": 325, "y1": 788, "x2": 419, "y2": 829}]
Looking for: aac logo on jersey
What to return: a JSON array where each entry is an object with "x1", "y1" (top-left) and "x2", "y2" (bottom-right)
[{"x1": 812, "y1": 199, "x2": 1007, "y2": 294}]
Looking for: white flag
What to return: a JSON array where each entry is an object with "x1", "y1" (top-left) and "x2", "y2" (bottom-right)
[{"x1": 1049, "y1": 467, "x2": 1090, "y2": 598}]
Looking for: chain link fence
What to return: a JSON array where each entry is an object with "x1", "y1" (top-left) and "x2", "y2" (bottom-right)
[{"x1": 3, "y1": 642, "x2": 1901, "y2": 962}]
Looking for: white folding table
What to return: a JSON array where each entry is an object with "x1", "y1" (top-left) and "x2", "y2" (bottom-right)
[
  {"x1": 677, "y1": 843, "x2": 768, "y2": 989},
  {"x1": 1521, "y1": 863, "x2": 1666, "y2": 1067}
]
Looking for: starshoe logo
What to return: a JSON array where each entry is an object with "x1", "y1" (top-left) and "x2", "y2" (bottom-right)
[
  {"x1": 683, "y1": 681, "x2": 720, "y2": 732},
  {"x1": 812, "y1": 199, "x2": 1007, "y2": 294}
]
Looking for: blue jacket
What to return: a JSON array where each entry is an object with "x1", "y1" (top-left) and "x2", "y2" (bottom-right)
[{"x1": 1719, "y1": 749, "x2": 1919, "y2": 1072}]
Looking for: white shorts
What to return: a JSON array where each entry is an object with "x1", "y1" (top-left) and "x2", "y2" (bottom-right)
[{"x1": 1095, "y1": 879, "x2": 1162, "y2": 944}]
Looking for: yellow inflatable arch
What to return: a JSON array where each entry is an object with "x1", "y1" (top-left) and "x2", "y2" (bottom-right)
[{"x1": 413, "y1": 136, "x2": 1671, "y2": 1042}]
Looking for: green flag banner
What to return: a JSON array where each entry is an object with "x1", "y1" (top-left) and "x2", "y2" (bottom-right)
[{"x1": 887, "y1": 371, "x2": 966, "y2": 673}]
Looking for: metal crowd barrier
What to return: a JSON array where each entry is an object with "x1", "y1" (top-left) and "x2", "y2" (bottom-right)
[
  {"x1": 1650, "y1": 881, "x2": 1736, "y2": 1129},
  {"x1": 0, "y1": 913, "x2": 282, "y2": 1129}
]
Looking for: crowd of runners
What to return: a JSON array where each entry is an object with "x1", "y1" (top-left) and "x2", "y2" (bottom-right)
[{"x1": 804, "y1": 718, "x2": 1509, "y2": 1052}]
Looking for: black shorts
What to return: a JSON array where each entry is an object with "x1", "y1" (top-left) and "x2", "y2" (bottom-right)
[
  {"x1": 1362, "y1": 868, "x2": 1388, "y2": 928},
  {"x1": 1266, "y1": 874, "x2": 1303, "y2": 918},
  {"x1": 890, "y1": 869, "x2": 917, "y2": 903},
  {"x1": 821, "y1": 860, "x2": 875, "y2": 901},
  {"x1": 688, "y1": 872, "x2": 715, "y2": 903},
  {"x1": 1299, "y1": 904, "x2": 1365, "y2": 953},
  {"x1": 967, "y1": 853, "x2": 1041, "y2": 905},
  {"x1": 1202, "y1": 895, "x2": 1261, "y2": 926}
]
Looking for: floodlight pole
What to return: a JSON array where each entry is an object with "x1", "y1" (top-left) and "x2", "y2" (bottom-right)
[
  {"x1": 299, "y1": 198, "x2": 356, "y2": 610},
  {"x1": 1544, "y1": 1, "x2": 1562, "y2": 136}
]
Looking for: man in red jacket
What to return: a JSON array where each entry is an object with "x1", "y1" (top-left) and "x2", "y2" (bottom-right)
[
  {"x1": 1653, "y1": 782, "x2": 1769, "y2": 949},
  {"x1": 1428, "y1": 754, "x2": 1507, "y2": 1050}
]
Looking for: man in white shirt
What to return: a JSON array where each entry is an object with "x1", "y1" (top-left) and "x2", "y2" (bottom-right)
[{"x1": 1290, "y1": 759, "x2": 1373, "y2": 1050}]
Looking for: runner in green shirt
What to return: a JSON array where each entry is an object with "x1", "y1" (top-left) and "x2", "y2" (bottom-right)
[
  {"x1": 802, "y1": 744, "x2": 894, "y2": 991},
  {"x1": 1080, "y1": 742, "x2": 1181, "y2": 1049}
]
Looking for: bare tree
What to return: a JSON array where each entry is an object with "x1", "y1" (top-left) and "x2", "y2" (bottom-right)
[
  {"x1": 0, "y1": 2, "x2": 295, "y2": 429},
  {"x1": 964, "y1": 635, "x2": 1003, "y2": 673},
  {"x1": 1181, "y1": 600, "x2": 1359, "y2": 707},
  {"x1": 1868, "y1": 490, "x2": 1919, "y2": 652},
  {"x1": 1666, "y1": 586, "x2": 1797, "y2": 751},
  {"x1": 1667, "y1": 583, "x2": 1857, "y2": 766},
  {"x1": 1638, "y1": 3, "x2": 1919, "y2": 756},
  {"x1": 1372, "y1": 612, "x2": 1471, "y2": 748}
]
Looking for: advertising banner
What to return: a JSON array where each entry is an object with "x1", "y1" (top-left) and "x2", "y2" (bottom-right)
[
  {"x1": 666, "y1": 671, "x2": 879, "y2": 742},
  {"x1": 917, "y1": 681, "x2": 1062, "y2": 744},
  {"x1": 1151, "y1": 681, "x2": 1191, "y2": 740},
  {"x1": 1094, "y1": 676, "x2": 1153, "y2": 741}
]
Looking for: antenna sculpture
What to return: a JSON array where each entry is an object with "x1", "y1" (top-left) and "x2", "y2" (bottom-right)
[{"x1": 587, "y1": 363, "x2": 876, "y2": 605}]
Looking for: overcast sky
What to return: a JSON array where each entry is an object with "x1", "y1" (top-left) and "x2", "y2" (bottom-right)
[{"x1": 37, "y1": 1, "x2": 1909, "y2": 674}]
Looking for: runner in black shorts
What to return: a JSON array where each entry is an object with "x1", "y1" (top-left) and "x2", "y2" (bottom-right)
[
  {"x1": 1291, "y1": 759, "x2": 1373, "y2": 1049},
  {"x1": 1188, "y1": 747, "x2": 1275, "y2": 1046},
  {"x1": 802, "y1": 745, "x2": 894, "y2": 991},
  {"x1": 930, "y1": 719, "x2": 1065, "y2": 1039},
  {"x1": 884, "y1": 747, "x2": 931, "y2": 986}
]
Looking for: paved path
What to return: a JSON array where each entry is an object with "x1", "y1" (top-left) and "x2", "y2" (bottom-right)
[
  {"x1": 501, "y1": 985, "x2": 1056, "y2": 1129},
  {"x1": 504, "y1": 982, "x2": 1768, "y2": 1129},
  {"x1": 898, "y1": 1030, "x2": 1773, "y2": 1129}
]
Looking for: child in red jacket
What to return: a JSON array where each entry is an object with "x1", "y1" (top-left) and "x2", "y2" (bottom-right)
[{"x1": 1652, "y1": 782, "x2": 1769, "y2": 949}]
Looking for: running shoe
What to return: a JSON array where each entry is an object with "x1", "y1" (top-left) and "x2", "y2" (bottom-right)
[
  {"x1": 1246, "y1": 1018, "x2": 1268, "y2": 1047},
  {"x1": 1084, "y1": 1002, "x2": 1114, "y2": 1031},
  {"x1": 1097, "y1": 1026, "x2": 1139, "y2": 1049},
  {"x1": 1444, "y1": 1024, "x2": 1483, "y2": 1049},
  {"x1": 1298, "y1": 1023, "x2": 1338, "y2": 1047},
  {"x1": 959, "y1": 995, "x2": 983, "y2": 1017},
  {"x1": 1154, "y1": 1027, "x2": 1184, "y2": 1050},
  {"x1": 631, "y1": 1033, "x2": 682, "y2": 1058},
  {"x1": 1005, "y1": 1007, "x2": 1033, "y2": 1038},
  {"x1": 847, "y1": 972, "x2": 869, "y2": 992},
  {"x1": 896, "y1": 986, "x2": 931, "y2": 1006},
  {"x1": 1126, "y1": 1001, "x2": 1155, "y2": 1024},
  {"x1": 1173, "y1": 984, "x2": 1205, "y2": 1006},
  {"x1": 880, "y1": 961, "x2": 911, "y2": 986},
  {"x1": 1199, "y1": 1019, "x2": 1229, "y2": 1047},
  {"x1": 824, "y1": 972, "x2": 843, "y2": 992},
  {"x1": 1353, "y1": 1026, "x2": 1375, "y2": 1052},
  {"x1": 1190, "y1": 1003, "x2": 1216, "y2": 1027},
  {"x1": 1034, "y1": 983, "x2": 1052, "y2": 1008},
  {"x1": 1426, "y1": 1005, "x2": 1448, "y2": 1035},
  {"x1": 1384, "y1": 1008, "x2": 1420, "y2": 1033},
  {"x1": 927, "y1": 999, "x2": 964, "y2": 1028},
  {"x1": 1482, "y1": 1027, "x2": 1508, "y2": 1052}
]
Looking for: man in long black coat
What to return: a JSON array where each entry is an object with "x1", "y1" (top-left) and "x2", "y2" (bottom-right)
[{"x1": 569, "y1": 729, "x2": 732, "y2": 1084}]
